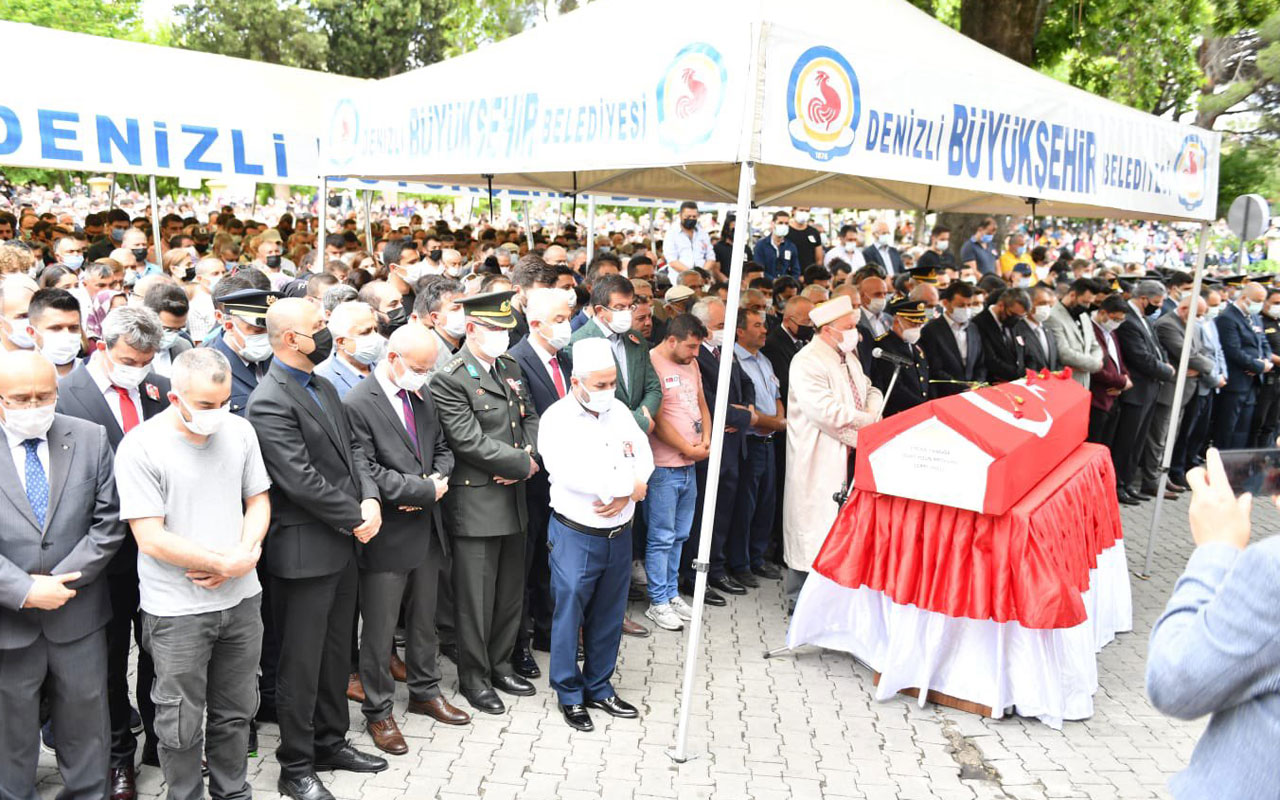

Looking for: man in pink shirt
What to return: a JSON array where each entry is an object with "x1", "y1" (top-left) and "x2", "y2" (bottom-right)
[{"x1": 644, "y1": 314, "x2": 712, "y2": 632}]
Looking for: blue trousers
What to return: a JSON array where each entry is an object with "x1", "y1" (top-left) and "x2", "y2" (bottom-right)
[
  {"x1": 729, "y1": 438, "x2": 776, "y2": 573},
  {"x1": 547, "y1": 516, "x2": 631, "y2": 705},
  {"x1": 1214, "y1": 390, "x2": 1257, "y2": 450},
  {"x1": 644, "y1": 466, "x2": 697, "y2": 605}
]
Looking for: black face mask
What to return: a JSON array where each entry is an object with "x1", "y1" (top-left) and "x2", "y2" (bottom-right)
[
  {"x1": 1143, "y1": 301, "x2": 1160, "y2": 316},
  {"x1": 380, "y1": 307, "x2": 407, "y2": 337},
  {"x1": 265, "y1": 254, "x2": 282, "y2": 269},
  {"x1": 300, "y1": 327, "x2": 333, "y2": 365},
  {"x1": 681, "y1": 218, "x2": 697, "y2": 230},
  {"x1": 1068, "y1": 303, "x2": 1089, "y2": 319},
  {"x1": 194, "y1": 241, "x2": 209, "y2": 254},
  {"x1": 131, "y1": 247, "x2": 149, "y2": 263},
  {"x1": 794, "y1": 324, "x2": 815, "y2": 342},
  {"x1": 182, "y1": 266, "x2": 196, "y2": 283},
  {"x1": 428, "y1": 248, "x2": 443, "y2": 263}
]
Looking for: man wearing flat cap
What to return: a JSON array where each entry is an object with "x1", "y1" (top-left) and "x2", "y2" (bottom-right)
[
  {"x1": 870, "y1": 298, "x2": 932, "y2": 417},
  {"x1": 429, "y1": 290, "x2": 542, "y2": 715}
]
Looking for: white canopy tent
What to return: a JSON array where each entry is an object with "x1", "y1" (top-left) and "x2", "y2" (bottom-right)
[{"x1": 326, "y1": 0, "x2": 1223, "y2": 755}]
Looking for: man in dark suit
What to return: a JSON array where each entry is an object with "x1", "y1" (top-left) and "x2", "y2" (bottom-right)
[
  {"x1": 681, "y1": 296, "x2": 756, "y2": 602},
  {"x1": 971, "y1": 287, "x2": 1030, "y2": 383},
  {"x1": 1149, "y1": 295, "x2": 1214, "y2": 496},
  {"x1": 429, "y1": 290, "x2": 541, "y2": 715},
  {"x1": 507, "y1": 288, "x2": 574, "y2": 674},
  {"x1": 862, "y1": 220, "x2": 903, "y2": 277},
  {"x1": 1113, "y1": 280, "x2": 1176, "y2": 503},
  {"x1": 1088, "y1": 296, "x2": 1132, "y2": 484},
  {"x1": 247, "y1": 298, "x2": 387, "y2": 800},
  {"x1": 54, "y1": 305, "x2": 170, "y2": 796},
  {"x1": 344, "y1": 325, "x2": 469, "y2": 756},
  {"x1": 870, "y1": 299, "x2": 931, "y2": 416},
  {"x1": 920, "y1": 281, "x2": 985, "y2": 397},
  {"x1": 1215, "y1": 281, "x2": 1272, "y2": 450},
  {"x1": 0, "y1": 351, "x2": 125, "y2": 800},
  {"x1": 1019, "y1": 285, "x2": 1062, "y2": 373},
  {"x1": 761, "y1": 294, "x2": 814, "y2": 563},
  {"x1": 204, "y1": 283, "x2": 280, "y2": 416}
]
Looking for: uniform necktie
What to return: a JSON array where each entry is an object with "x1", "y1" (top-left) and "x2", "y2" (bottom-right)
[
  {"x1": 23, "y1": 439, "x2": 48, "y2": 528},
  {"x1": 396, "y1": 389, "x2": 419, "y2": 455},
  {"x1": 549, "y1": 356, "x2": 566, "y2": 398},
  {"x1": 114, "y1": 385, "x2": 139, "y2": 433}
]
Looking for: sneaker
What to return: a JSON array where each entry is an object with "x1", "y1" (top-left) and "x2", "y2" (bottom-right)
[
  {"x1": 644, "y1": 603, "x2": 683, "y2": 631},
  {"x1": 668, "y1": 596, "x2": 694, "y2": 622},
  {"x1": 630, "y1": 559, "x2": 648, "y2": 587}
]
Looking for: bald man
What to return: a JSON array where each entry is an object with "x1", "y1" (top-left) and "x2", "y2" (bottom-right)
[
  {"x1": 246, "y1": 298, "x2": 387, "y2": 798},
  {"x1": 343, "y1": 325, "x2": 469, "y2": 753},
  {"x1": 0, "y1": 351, "x2": 125, "y2": 800}
]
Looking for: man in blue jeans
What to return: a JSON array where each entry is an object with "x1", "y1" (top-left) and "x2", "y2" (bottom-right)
[
  {"x1": 645, "y1": 314, "x2": 712, "y2": 631},
  {"x1": 729, "y1": 307, "x2": 786, "y2": 585}
]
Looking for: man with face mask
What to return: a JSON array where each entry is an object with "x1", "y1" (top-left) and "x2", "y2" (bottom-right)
[
  {"x1": 662, "y1": 201, "x2": 714, "y2": 280},
  {"x1": 1017, "y1": 285, "x2": 1062, "y2": 372},
  {"x1": 142, "y1": 283, "x2": 194, "y2": 378},
  {"x1": 254, "y1": 238, "x2": 289, "y2": 292},
  {"x1": 359, "y1": 281, "x2": 407, "y2": 339},
  {"x1": 536, "y1": 338, "x2": 652, "y2": 731},
  {"x1": 429, "y1": 290, "x2": 541, "y2": 715},
  {"x1": 315, "y1": 301, "x2": 382, "y2": 399},
  {"x1": 783, "y1": 295, "x2": 882, "y2": 607},
  {"x1": 862, "y1": 220, "x2": 903, "y2": 277},
  {"x1": 854, "y1": 269, "x2": 891, "y2": 342},
  {"x1": 54, "y1": 234, "x2": 86, "y2": 272},
  {"x1": 0, "y1": 350, "x2": 125, "y2": 800},
  {"x1": 786, "y1": 207, "x2": 824, "y2": 270},
  {"x1": 1113, "y1": 280, "x2": 1176, "y2": 503},
  {"x1": 188, "y1": 257, "x2": 228, "y2": 344},
  {"x1": 1044, "y1": 278, "x2": 1103, "y2": 389},
  {"x1": 1213, "y1": 280, "x2": 1272, "y2": 452},
  {"x1": 55, "y1": 306, "x2": 170, "y2": 798},
  {"x1": 971, "y1": 287, "x2": 1032, "y2": 383},
  {"x1": 0, "y1": 274, "x2": 37, "y2": 353},
  {"x1": 1087, "y1": 294, "x2": 1133, "y2": 467},
  {"x1": 86, "y1": 209, "x2": 130, "y2": 262},
  {"x1": 869, "y1": 299, "x2": 931, "y2": 417},
  {"x1": 413, "y1": 278, "x2": 467, "y2": 371},
  {"x1": 508, "y1": 255, "x2": 558, "y2": 348},
  {"x1": 113, "y1": 348, "x2": 270, "y2": 800},
  {"x1": 206, "y1": 285, "x2": 280, "y2": 416},
  {"x1": 383, "y1": 239, "x2": 422, "y2": 313},
  {"x1": 920, "y1": 281, "x2": 986, "y2": 398},
  {"x1": 752, "y1": 211, "x2": 801, "y2": 281},
  {"x1": 121, "y1": 228, "x2": 159, "y2": 277},
  {"x1": 824, "y1": 224, "x2": 867, "y2": 270}
]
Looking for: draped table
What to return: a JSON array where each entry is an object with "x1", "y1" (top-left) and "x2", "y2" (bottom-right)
[{"x1": 787, "y1": 443, "x2": 1132, "y2": 728}]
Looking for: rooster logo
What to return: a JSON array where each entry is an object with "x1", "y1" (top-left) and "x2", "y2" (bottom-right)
[
  {"x1": 1175, "y1": 134, "x2": 1208, "y2": 211},
  {"x1": 806, "y1": 71, "x2": 842, "y2": 131},
  {"x1": 675, "y1": 68, "x2": 707, "y2": 119}
]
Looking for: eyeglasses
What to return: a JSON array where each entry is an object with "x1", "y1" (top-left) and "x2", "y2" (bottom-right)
[{"x1": 0, "y1": 393, "x2": 56, "y2": 409}]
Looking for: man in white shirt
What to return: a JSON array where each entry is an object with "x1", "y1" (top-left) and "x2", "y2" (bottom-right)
[
  {"x1": 537, "y1": 338, "x2": 653, "y2": 732},
  {"x1": 824, "y1": 224, "x2": 867, "y2": 270},
  {"x1": 661, "y1": 201, "x2": 714, "y2": 279}
]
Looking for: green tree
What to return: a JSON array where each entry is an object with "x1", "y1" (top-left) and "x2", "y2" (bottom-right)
[
  {"x1": 1216, "y1": 140, "x2": 1280, "y2": 217},
  {"x1": 1, "y1": 0, "x2": 146, "y2": 39},
  {"x1": 312, "y1": 0, "x2": 452, "y2": 78},
  {"x1": 173, "y1": 0, "x2": 327, "y2": 69}
]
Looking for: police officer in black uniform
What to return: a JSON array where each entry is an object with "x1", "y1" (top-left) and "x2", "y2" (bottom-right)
[
  {"x1": 870, "y1": 298, "x2": 931, "y2": 417},
  {"x1": 1251, "y1": 283, "x2": 1280, "y2": 447}
]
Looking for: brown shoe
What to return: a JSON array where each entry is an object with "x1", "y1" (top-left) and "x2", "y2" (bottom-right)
[
  {"x1": 110, "y1": 765, "x2": 136, "y2": 800},
  {"x1": 390, "y1": 651, "x2": 407, "y2": 683},
  {"x1": 366, "y1": 717, "x2": 408, "y2": 756},
  {"x1": 621, "y1": 617, "x2": 650, "y2": 638},
  {"x1": 407, "y1": 695, "x2": 472, "y2": 725},
  {"x1": 346, "y1": 672, "x2": 366, "y2": 704}
]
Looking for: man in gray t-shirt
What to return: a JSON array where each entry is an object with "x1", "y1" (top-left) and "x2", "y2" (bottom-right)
[{"x1": 114, "y1": 348, "x2": 271, "y2": 800}]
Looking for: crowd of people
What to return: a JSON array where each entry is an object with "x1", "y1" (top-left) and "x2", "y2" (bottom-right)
[{"x1": 0, "y1": 182, "x2": 1279, "y2": 800}]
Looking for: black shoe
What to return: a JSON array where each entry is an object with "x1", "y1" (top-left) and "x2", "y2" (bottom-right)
[
  {"x1": 751, "y1": 563, "x2": 783, "y2": 581},
  {"x1": 584, "y1": 695, "x2": 639, "y2": 719},
  {"x1": 1132, "y1": 488, "x2": 1154, "y2": 501},
  {"x1": 559, "y1": 703, "x2": 594, "y2": 732},
  {"x1": 493, "y1": 673, "x2": 536, "y2": 697},
  {"x1": 314, "y1": 742, "x2": 388, "y2": 774},
  {"x1": 1116, "y1": 489, "x2": 1140, "y2": 506},
  {"x1": 679, "y1": 579, "x2": 726, "y2": 606},
  {"x1": 141, "y1": 738, "x2": 160, "y2": 768},
  {"x1": 510, "y1": 647, "x2": 541, "y2": 680},
  {"x1": 278, "y1": 774, "x2": 335, "y2": 800},
  {"x1": 531, "y1": 631, "x2": 552, "y2": 652},
  {"x1": 1168, "y1": 474, "x2": 1191, "y2": 492},
  {"x1": 709, "y1": 575, "x2": 747, "y2": 595},
  {"x1": 439, "y1": 643, "x2": 459, "y2": 664},
  {"x1": 730, "y1": 570, "x2": 759, "y2": 589},
  {"x1": 464, "y1": 687, "x2": 506, "y2": 714}
]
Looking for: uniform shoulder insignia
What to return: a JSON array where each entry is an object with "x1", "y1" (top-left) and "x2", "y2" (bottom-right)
[
  {"x1": 497, "y1": 352, "x2": 517, "y2": 364},
  {"x1": 443, "y1": 357, "x2": 465, "y2": 373},
  {"x1": 873, "y1": 332, "x2": 889, "y2": 341}
]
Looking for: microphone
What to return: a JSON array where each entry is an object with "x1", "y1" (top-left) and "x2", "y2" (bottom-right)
[{"x1": 871, "y1": 347, "x2": 913, "y2": 368}]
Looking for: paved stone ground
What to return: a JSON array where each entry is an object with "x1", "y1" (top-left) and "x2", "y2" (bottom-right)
[{"x1": 38, "y1": 489, "x2": 1269, "y2": 799}]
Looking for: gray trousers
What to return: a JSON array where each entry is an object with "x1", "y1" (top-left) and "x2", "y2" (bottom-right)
[
  {"x1": 360, "y1": 551, "x2": 444, "y2": 722},
  {"x1": 0, "y1": 629, "x2": 108, "y2": 800},
  {"x1": 452, "y1": 534, "x2": 524, "y2": 694},
  {"x1": 784, "y1": 568, "x2": 808, "y2": 609},
  {"x1": 1140, "y1": 401, "x2": 1174, "y2": 489},
  {"x1": 142, "y1": 594, "x2": 263, "y2": 800}
]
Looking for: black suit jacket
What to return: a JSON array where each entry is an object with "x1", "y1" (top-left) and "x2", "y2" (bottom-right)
[
  {"x1": 870, "y1": 331, "x2": 930, "y2": 416},
  {"x1": 55, "y1": 361, "x2": 170, "y2": 574},
  {"x1": 862, "y1": 244, "x2": 903, "y2": 276},
  {"x1": 1017, "y1": 320, "x2": 1061, "y2": 372},
  {"x1": 919, "y1": 316, "x2": 985, "y2": 397},
  {"x1": 343, "y1": 373, "x2": 453, "y2": 572},
  {"x1": 1115, "y1": 306, "x2": 1175, "y2": 407},
  {"x1": 207, "y1": 331, "x2": 266, "y2": 416},
  {"x1": 696, "y1": 345, "x2": 753, "y2": 467},
  {"x1": 761, "y1": 325, "x2": 804, "y2": 404},
  {"x1": 246, "y1": 360, "x2": 378, "y2": 580},
  {"x1": 971, "y1": 309, "x2": 1025, "y2": 383}
]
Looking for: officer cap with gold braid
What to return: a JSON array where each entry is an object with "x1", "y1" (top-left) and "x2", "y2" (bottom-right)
[
  {"x1": 1222, "y1": 274, "x2": 1250, "y2": 289},
  {"x1": 887, "y1": 297, "x2": 929, "y2": 324},
  {"x1": 457, "y1": 289, "x2": 518, "y2": 329},
  {"x1": 217, "y1": 288, "x2": 282, "y2": 328}
]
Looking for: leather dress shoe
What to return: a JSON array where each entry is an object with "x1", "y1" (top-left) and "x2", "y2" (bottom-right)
[
  {"x1": 463, "y1": 687, "x2": 506, "y2": 714},
  {"x1": 709, "y1": 575, "x2": 747, "y2": 595},
  {"x1": 1168, "y1": 474, "x2": 1192, "y2": 491},
  {"x1": 390, "y1": 651, "x2": 407, "y2": 683},
  {"x1": 366, "y1": 717, "x2": 408, "y2": 756},
  {"x1": 110, "y1": 765, "x2": 136, "y2": 800},
  {"x1": 560, "y1": 703, "x2": 594, "y2": 732},
  {"x1": 315, "y1": 742, "x2": 387, "y2": 773},
  {"x1": 730, "y1": 570, "x2": 760, "y2": 589},
  {"x1": 585, "y1": 695, "x2": 639, "y2": 718},
  {"x1": 621, "y1": 618, "x2": 650, "y2": 637},
  {"x1": 408, "y1": 695, "x2": 471, "y2": 725},
  {"x1": 493, "y1": 673, "x2": 536, "y2": 697},
  {"x1": 346, "y1": 673, "x2": 366, "y2": 704},
  {"x1": 1116, "y1": 489, "x2": 1140, "y2": 506},
  {"x1": 278, "y1": 773, "x2": 336, "y2": 800},
  {"x1": 510, "y1": 646, "x2": 541, "y2": 679},
  {"x1": 1132, "y1": 488, "x2": 1154, "y2": 501},
  {"x1": 679, "y1": 579, "x2": 726, "y2": 606},
  {"x1": 751, "y1": 563, "x2": 783, "y2": 581}
]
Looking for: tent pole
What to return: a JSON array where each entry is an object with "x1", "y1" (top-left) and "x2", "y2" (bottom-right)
[
  {"x1": 1141, "y1": 220, "x2": 1211, "y2": 577},
  {"x1": 108, "y1": 172, "x2": 117, "y2": 211},
  {"x1": 363, "y1": 190, "x2": 373, "y2": 252},
  {"x1": 523, "y1": 200, "x2": 534, "y2": 250},
  {"x1": 670, "y1": 161, "x2": 755, "y2": 764},
  {"x1": 148, "y1": 175, "x2": 162, "y2": 261},
  {"x1": 484, "y1": 174, "x2": 495, "y2": 225},
  {"x1": 318, "y1": 176, "x2": 328, "y2": 239},
  {"x1": 586, "y1": 196, "x2": 596, "y2": 263}
]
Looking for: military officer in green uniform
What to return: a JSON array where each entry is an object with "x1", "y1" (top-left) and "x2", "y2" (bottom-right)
[
  {"x1": 429, "y1": 290, "x2": 541, "y2": 714},
  {"x1": 870, "y1": 298, "x2": 931, "y2": 417}
]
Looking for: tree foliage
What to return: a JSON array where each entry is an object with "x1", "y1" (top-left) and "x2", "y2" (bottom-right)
[
  {"x1": 174, "y1": 0, "x2": 326, "y2": 69},
  {"x1": 1, "y1": 0, "x2": 147, "y2": 40},
  {"x1": 1216, "y1": 139, "x2": 1280, "y2": 216}
]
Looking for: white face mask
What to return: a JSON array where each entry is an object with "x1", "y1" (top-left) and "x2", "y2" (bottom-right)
[
  {"x1": 773, "y1": 224, "x2": 790, "y2": 239},
  {"x1": 175, "y1": 392, "x2": 230, "y2": 436},
  {"x1": 576, "y1": 383, "x2": 614, "y2": 413},
  {"x1": 390, "y1": 356, "x2": 430, "y2": 393},
  {"x1": 1267, "y1": 306, "x2": 1280, "y2": 320},
  {"x1": 442, "y1": 309, "x2": 467, "y2": 338},
  {"x1": 901, "y1": 326, "x2": 922, "y2": 345},
  {"x1": 1205, "y1": 304, "x2": 1222, "y2": 319},
  {"x1": 105, "y1": 352, "x2": 149, "y2": 389},
  {"x1": 606, "y1": 309, "x2": 632, "y2": 334},
  {"x1": 837, "y1": 327, "x2": 860, "y2": 353},
  {"x1": 235, "y1": 330, "x2": 273, "y2": 362},
  {"x1": 2, "y1": 402, "x2": 56, "y2": 440},
  {"x1": 1034, "y1": 305, "x2": 1053, "y2": 323},
  {"x1": 397, "y1": 261, "x2": 423, "y2": 284},
  {"x1": 40, "y1": 331, "x2": 81, "y2": 365},
  {"x1": 794, "y1": 211, "x2": 809, "y2": 224},
  {"x1": 540, "y1": 320, "x2": 572, "y2": 350},
  {"x1": 478, "y1": 326, "x2": 509, "y2": 359},
  {"x1": 159, "y1": 330, "x2": 181, "y2": 351},
  {"x1": 867, "y1": 297, "x2": 887, "y2": 316},
  {"x1": 4, "y1": 318, "x2": 35, "y2": 350},
  {"x1": 204, "y1": 275, "x2": 222, "y2": 294},
  {"x1": 949, "y1": 306, "x2": 972, "y2": 325},
  {"x1": 843, "y1": 240, "x2": 858, "y2": 253},
  {"x1": 707, "y1": 328, "x2": 725, "y2": 348},
  {"x1": 1102, "y1": 317, "x2": 1123, "y2": 332},
  {"x1": 878, "y1": 233, "x2": 893, "y2": 247},
  {"x1": 934, "y1": 239, "x2": 949, "y2": 252},
  {"x1": 348, "y1": 332, "x2": 386, "y2": 365}
]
